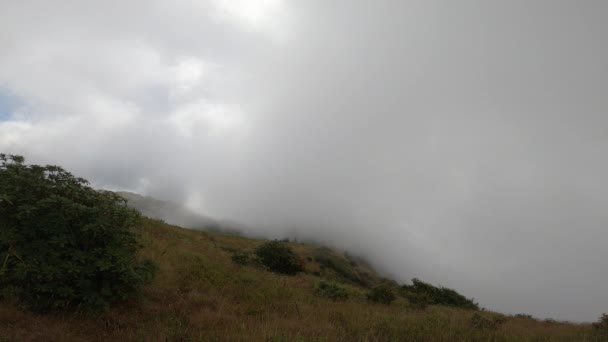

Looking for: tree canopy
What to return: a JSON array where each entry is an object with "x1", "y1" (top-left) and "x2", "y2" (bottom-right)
[
  {"x1": 401, "y1": 278, "x2": 479, "y2": 310},
  {"x1": 0, "y1": 154, "x2": 155, "y2": 312}
]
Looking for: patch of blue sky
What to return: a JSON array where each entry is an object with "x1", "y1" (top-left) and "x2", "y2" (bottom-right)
[{"x1": 0, "y1": 91, "x2": 19, "y2": 121}]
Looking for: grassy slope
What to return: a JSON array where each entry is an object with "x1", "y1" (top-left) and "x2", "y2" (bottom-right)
[{"x1": 0, "y1": 218, "x2": 595, "y2": 341}]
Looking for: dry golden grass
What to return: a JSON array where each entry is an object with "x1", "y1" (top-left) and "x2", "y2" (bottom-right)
[{"x1": 0, "y1": 218, "x2": 597, "y2": 341}]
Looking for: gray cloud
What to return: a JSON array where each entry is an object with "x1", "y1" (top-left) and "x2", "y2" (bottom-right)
[{"x1": 2, "y1": 0, "x2": 608, "y2": 321}]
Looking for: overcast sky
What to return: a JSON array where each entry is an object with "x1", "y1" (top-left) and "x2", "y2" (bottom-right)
[{"x1": 2, "y1": 0, "x2": 608, "y2": 322}]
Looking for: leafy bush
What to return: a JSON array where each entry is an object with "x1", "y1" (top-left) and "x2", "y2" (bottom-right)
[
  {"x1": 0, "y1": 154, "x2": 156, "y2": 312},
  {"x1": 406, "y1": 292, "x2": 432, "y2": 311},
  {"x1": 593, "y1": 313, "x2": 608, "y2": 338},
  {"x1": 514, "y1": 313, "x2": 535, "y2": 320},
  {"x1": 231, "y1": 251, "x2": 250, "y2": 265},
  {"x1": 366, "y1": 284, "x2": 396, "y2": 304},
  {"x1": 254, "y1": 240, "x2": 303, "y2": 275},
  {"x1": 401, "y1": 278, "x2": 479, "y2": 310},
  {"x1": 315, "y1": 280, "x2": 349, "y2": 301}
]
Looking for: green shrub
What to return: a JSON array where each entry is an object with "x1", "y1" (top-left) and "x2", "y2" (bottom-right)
[
  {"x1": 366, "y1": 284, "x2": 396, "y2": 304},
  {"x1": 593, "y1": 313, "x2": 608, "y2": 338},
  {"x1": 231, "y1": 251, "x2": 250, "y2": 265},
  {"x1": 254, "y1": 240, "x2": 303, "y2": 275},
  {"x1": 514, "y1": 313, "x2": 535, "y2": 320},
  {"x1": 406, "y1": 292, "x2": 432, "y2": 311},
  {"x1": 400, "y1": 278, "x2": 479, "y2": 310},
  {"x1": 315, "y1": 280, "x2": 348, "y2": 301},
  {"x1": 0, "y1": 154, "x2": 156, "y2": 312}
]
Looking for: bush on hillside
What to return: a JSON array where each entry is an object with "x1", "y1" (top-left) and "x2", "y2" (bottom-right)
[
  {"x1": 401, "y1": 278, "x2": 479, "y2": 310},
  {"x1": 231, "y1": 251, "x2": 250, "y2": 265},
  {"x1": 315, "y1": 280, "x2": 349, "y2": 301},
  {"x1": 406, "y1": 291, "x2": 433, "y2": 311},
  {"x1": 0, "y1": 154, "x2": 156, "y2": 312},
  {"x1": 366, "y1": 284, "x2": 396, "y2": 304},
  {"x1": 593, "y1": 313, "x2": 608, "y2": 338},
  {"x1": 514, "y1": 313, "x2": 535, "y2": 320},
  {"x1": 314, "y1": 254, "x2": 369, "y2": 287},
  {"x1": 254, "y1": 240, "x2": 304, "y2": 275}
]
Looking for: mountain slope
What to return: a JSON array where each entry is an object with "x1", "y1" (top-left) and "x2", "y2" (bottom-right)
[
  {"x1": 117, "y1": 191, "x2": 246, "y2": 235},
  {"x1": 116, "y1": 191, "x2": 216, "y2": 229},
  {"x1": 0, "y1": 217, "x2": 594, "y2": 341}
]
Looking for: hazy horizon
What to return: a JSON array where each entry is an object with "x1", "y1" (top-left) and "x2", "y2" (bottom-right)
[{"x1": 2, "y1": 0, "x2": 608, "y2": 322}]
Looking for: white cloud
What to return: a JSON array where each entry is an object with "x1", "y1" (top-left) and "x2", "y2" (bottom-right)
[
  {"x1": 169, "y1": 57, "x2": 208, "y2": 99},
  {"x1": 0, "y1": 121, "x2": 31, "y2": 147},
  {"x1": 167, "y1": 99, "x2": 245, "y2": 138},
  {"x1": 212, "y1": 0, "x2": 286, "y2": 36}
]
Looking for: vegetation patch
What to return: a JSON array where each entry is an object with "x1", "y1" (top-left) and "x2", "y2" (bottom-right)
[
  {"x1": 401, "y1": 278, "x2": 479, "y2": 310},
  {"x1": 0, "y1": 154, "x2": 156, "y2": 312},
  {"x1": 0, "y1": 215, "x2": 597, "y2": 341},
  {"x1": 366, "y1": 284, "x2": 396, "y2": 304},
  {"x1": 514, "y1": 313, "x2": 535, "y2": 320},
  {"x1": 315, "y1": 280, "x2": 349, "y2": 301},
  {"x1": 593, "y1": 313, "x2": 608, "y2": 338},
  {"x1": 254, "y1": 240, "x2": 304, "y2": 275},
  {"x1": 314, "y1": 253, "x2": 370, "y2": 287},
  {"x1": 231, "y1": 251, "x2": 251, "y2": 266}
]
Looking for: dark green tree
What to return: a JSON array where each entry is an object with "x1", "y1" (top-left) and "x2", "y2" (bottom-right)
[
  {"x1": 254, "y1": 240, "x2": 304, "y2": 275},
  {"x1": 0, "y1": 154, "x2": 156, "y2": 312},
  {"x1": 593, "y1": 313, "x2": 608, "y2": 338},
  {"x1": 400, "y1": 278, "x2": 479, "y2": 310}
]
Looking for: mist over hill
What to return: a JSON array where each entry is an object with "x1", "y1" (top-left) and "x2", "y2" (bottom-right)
[
  {"x1": 117, "y1": 191, "x2": 214, "y2": 229},
  {"x1": 1, "y1": 154, "x2": 604, "y2": 340},
  {"x1": 117, "y1": 191, "x2": 246, "y2": 235}
]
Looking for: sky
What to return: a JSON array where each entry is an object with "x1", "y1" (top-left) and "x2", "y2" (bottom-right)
[
  {"x1": 0, "y1": 92, "x2": 18, "y2": 121},
  {"x1": 1, "y1": 0, "x2": 608, "y2": 322}
]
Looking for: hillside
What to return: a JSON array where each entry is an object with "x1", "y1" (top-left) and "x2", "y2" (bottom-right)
[
  {"x1": 116, "y1": 191, "x2": 244, "y2": 235},
  {"x1": 116, "y1": 191, "x2": 217, "y2": 230},
  {"x1": 0, "y1": 217, "x2": 595, "y2": 341}
]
